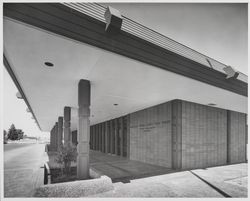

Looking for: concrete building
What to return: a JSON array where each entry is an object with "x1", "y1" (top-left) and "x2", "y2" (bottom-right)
[{"x1": 3, "y1": 3, "x2": 247, "y2": 179}]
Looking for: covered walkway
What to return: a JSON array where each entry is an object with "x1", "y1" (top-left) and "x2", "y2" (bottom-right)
[
  {"x1": 48, "y1": 150, "x2": 173, "y2": 183},
  {"x1": 90, "y1": 150, "x2": 173, "y2": 182}
]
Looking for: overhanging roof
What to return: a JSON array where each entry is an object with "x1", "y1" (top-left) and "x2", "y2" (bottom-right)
[{"x1": 3, "y1": 3, "x2": 248, "y2": 131}]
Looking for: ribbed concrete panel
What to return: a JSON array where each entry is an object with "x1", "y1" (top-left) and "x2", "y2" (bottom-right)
[
  {"x1": 172, "y1": 100, "x2": 182, "y2": 169},
  {"x1": 181, "y1": 101, "x2": 227, "y2": 169},
  {"x1": 228, "y1": 111, "x2": 247, "y2": 163},
  {"x1": 129, "y1": 102, "x2": 172, "y2": 168}
]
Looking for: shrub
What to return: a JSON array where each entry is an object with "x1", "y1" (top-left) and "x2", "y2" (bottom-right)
[{"x1": 55, "y1": 144, "x2": 77, "y2": 176}]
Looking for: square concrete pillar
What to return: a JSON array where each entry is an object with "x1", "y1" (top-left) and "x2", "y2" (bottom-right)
[
  {"x1": 52, "y1": 125, "x2": 56, "y2": 151},
  {"x1": 50, "y1": 128, "x2": 52, "y2": 149},
  {"x1": 90, "y1": 127, "x2": 92, "y2": 150},
  {"x1": 64, "y1": 107, "x2": 71, "y2": 147},
  {"x1": 95, "y1": 125, "x2": 98, "y2": 151},
  {"x1": 119, "y1": 117, "x2": 124, "y2": 157},
  {"x1": 93, "y1": 127, "x2": 95, "y2": 150},
  {"x1": 77, "y1": 79, "x2": 90, "y2": 179},
  {"x1": 110, "y1": 120, "x2": 114, "y2": 154},
  {"x1": 55, "y1": 122, "x2": 58, "y2": 151},
  {"x1": 98, "y1": 124, "x2": 100, "y2": 151},
  {"x1": 58, "y1": 117, "x2": 63, "y2": 149},
  {"x1": 114, "y1": 119, "x2": 118, "y2": 155},
  {"x1": 97, "y1": 124, "x2": 100, "y2": 151},
  {"x1": 94, "y1": 125, "x2": 97, "y2": 150},
  {"x1": 51, "y1": 126, "x2": 54, "y2": 150},
  {"x1": 102, "y1": 122, "x2": 105, "y2": 152},
  {"x1": 126, "y1": 115, "x2": 130, "y2": 159},
  {"x1": 105, "y1": 122, "x2": 108, "y2": 153},
  {"x1": 99, "y1": 124, "x2": 102, "y2": 151}
]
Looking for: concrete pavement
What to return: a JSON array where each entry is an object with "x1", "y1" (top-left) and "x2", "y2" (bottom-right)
[
  {"x1": 4, "y1": 143, "x2": 48, "y2": 197},
  {"x1": 192, "y1": 163, "x2": 248, "y2": 197},
  {"x1": 90, "y1": 163, "x2": 248, "y2": 197}
]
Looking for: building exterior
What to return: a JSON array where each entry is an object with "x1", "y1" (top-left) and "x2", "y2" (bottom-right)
[
  {"x1": 89, "y1": 99, "x2": 247, "y2": 170},
  {"x1": 3, "y1": 3, "x2": 247, "y2": 179}
]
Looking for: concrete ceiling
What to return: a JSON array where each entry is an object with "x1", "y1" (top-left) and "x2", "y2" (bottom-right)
[{"x1": 4, "y1": 18, "x2": 247, "y2": 131}]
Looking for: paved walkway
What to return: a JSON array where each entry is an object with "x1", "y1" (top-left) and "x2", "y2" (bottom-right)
[
  {"x1": 48, "y1": 150, "x2": 173, "y2": 183},
  {"x1": 90, "y1": 150, "x2": 173, "y2": 182},
  {"x1": 4, "y1": 143, "x2": 48, "y2": 197},
  {"x1": 90, "y1": 163, "x2": 248, "y2": 197},
  {"x1": 192, "y1": 163, "x2": 248, "y2": 197}
]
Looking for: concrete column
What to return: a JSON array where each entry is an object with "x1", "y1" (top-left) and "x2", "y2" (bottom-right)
[
  {"x1": 90, "y1": 127, "x2": 92, "y2": 150},
  {"x1": 58, "y1": 117, "x2": 63, "y2": 149},
  {"x1": 110, "y1": 120, "x2": 114, "y2": 154},
  {"x1": 94, "y1": 125, "x2": 97, "y2": 150},
  {"x1": 127, "y1": 115, "x2": 130, "y2": 159},
  {"x1": 99, "y1": 124, "x2": 102, "y2": 151},
  {"x1": 102, "y1": 123, "x2": 105, "y2": 152},
  {"x1": 92, "y1": 126, "x2": 95, "y2": 150},
  {"x1": 52, "y1": 125, "x2": 55, "y2": 151},
  {"x1": 51, "y1": 127, "x2": 53, "y2": 150},
  {"x1": 64, "y1": 106, "x2": 71, "y2": 147},
  {"x1": 97, "y1": 125, "x2": 99, "y2": 151},
  {"x1": 119, "y1": 117, "x2": 124, "y2": 157},
  {"x1": 55, "y1": 122, "x2": 58, "y2": 151},
  {"x1": 114, "y1": 119, "x2": 118, "y2": 155},
  {"x1": 96, "y1": 124, "x2": 100, "y2": 151},
  {"x1": 105, "y1": 122, "x2": 108, "y2": 153},
  {"x1": 50, "y1": 128, "x2": 52, "y2": 149},
  {"x1": 52, "y1": 126, "x2": 55, "y2": 151},
  {"x1": 91, "y1": 127, "x2": 94, "y2": 150},
  {"x1": 77, "y1": 79, "x2": 90, "y2": 179}
]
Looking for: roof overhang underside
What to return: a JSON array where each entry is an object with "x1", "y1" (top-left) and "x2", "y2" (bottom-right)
[{"x1": 3, "y1": 3, "x2": 248, "y2": 131}]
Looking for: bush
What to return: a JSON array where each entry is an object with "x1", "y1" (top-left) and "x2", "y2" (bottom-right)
[
  {"x1": 55, "y1": 144, "x2": 77, "y2": 176},
  {"x1": 3, "y1": 130, "x2": 7, "y2": 144}
]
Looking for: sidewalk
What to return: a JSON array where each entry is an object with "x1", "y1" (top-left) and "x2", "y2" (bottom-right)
[
  {"x1": 4, "y1": 143, "x2": 48, "y2": 197},
  {"x1": 90, "y1": 163, "x2": 248, "y2": 197}
]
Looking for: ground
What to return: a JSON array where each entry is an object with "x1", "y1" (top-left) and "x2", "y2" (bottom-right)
[
  {"x1": 4, "y1": 143, "x2": 248, "y2": 197},
  {"x1": 88, "y1": 157, "x2": 248, "y2": 197},
  {"x1": 4, "y1": 143, "x2": 48, "y2": 197}
]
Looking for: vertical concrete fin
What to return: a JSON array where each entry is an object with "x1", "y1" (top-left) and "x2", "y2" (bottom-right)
[{"x1": 171, "y1": 100, "x2": 182, "y2": 170}]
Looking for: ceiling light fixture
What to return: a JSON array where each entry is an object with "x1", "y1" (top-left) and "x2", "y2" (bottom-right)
[
  {"x1": 114, "y1": 104, "x2": 118, "y2": 106},
  {"x1": 44, "y1": 62, "x2": 54, "y2": 67}
]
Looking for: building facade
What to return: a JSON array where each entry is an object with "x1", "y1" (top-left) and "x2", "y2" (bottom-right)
[{"x1": 89, "y1": 99, "x2": 247, "y2": 170}]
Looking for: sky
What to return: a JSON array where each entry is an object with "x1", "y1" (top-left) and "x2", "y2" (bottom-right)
[
  {"x1": 104, "y1": 3, "x2": 248, "y2": 74},
  {"x1": 2, "y1": 2, "x2": 248, "y2": 138}
]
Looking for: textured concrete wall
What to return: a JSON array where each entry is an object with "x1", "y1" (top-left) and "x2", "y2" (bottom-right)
[
  {"x1": 90, "y1": 99, "x2": 246, "y2": 170},
  {"x1": 227, "y1": 111, "x2": 247, "y2": 164},
  {"x1": 181, "y1": 101, "x2": 228, "y2": 169},
  {"x1": 129, "y1": 102, "x2": 172, "y2": 168}
]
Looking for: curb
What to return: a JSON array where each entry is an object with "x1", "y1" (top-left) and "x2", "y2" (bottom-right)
[
  {"x1": 34, "y1": 175, "x2": 114, "y2": 197},
  {"x1": 44, "y1": 162, "x2": 51, "y2": 185}
]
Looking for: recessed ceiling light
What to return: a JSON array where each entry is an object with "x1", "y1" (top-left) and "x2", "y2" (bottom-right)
[
  {"x1": 44, "y1": 62, "x2": 54, "y2": 67},
  {"x1": 208, "y1": 103, "x2": 216, "y2": 106},
  {"x1": 114, "y1": 104, "x2": 118, "y2": 106}
]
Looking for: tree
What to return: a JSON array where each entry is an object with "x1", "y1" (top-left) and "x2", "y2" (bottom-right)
[
  {"x1": 8, "y1": 124, "x2": 18, "y2": 140},
  {"x1": 7, "y1": 124, "x2": 25, "y2": 141},
  {"x1": 16, "y1": 129, "x2": 24, "y2": 140}
]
